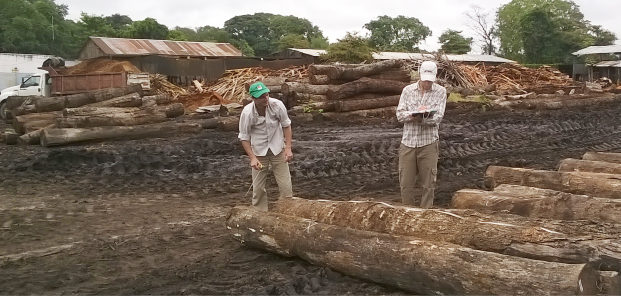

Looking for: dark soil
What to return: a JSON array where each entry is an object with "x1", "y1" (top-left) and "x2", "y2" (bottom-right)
[{"x1": 2, "y1": 99, "x2": 621, "y2": 295}]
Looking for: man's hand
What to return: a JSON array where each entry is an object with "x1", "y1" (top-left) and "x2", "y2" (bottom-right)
[
  {"x1": 284, "y1": 148, "x2": 293, "y2": 162},
  {"x1": 250, "y1": 157, "x2": 263, "y2": 170},
  {"x1": 418, "y1": 105, "x2": 428, "y2": 112}
]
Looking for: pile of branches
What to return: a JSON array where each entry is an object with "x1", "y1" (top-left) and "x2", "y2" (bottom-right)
[
  {"x1": 151, "y1": 74, "x2": 188, "y2": 99},
  {"x1": 403, "y1": 54, "x2": 479, "y2": 89},
  {"x1": 456, "y1": 63, "x2": 573, "y2": 91},
  {"x1": 201, "y1": 65, "x2": 309, "y2": 103}
]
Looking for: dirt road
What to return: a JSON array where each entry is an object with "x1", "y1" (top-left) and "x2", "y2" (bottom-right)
[{"x1": 1, "y1": 99, "x2": 621, "y2": 294}]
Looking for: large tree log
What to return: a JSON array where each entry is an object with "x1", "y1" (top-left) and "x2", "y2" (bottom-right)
[
  {"x1": 33, "y1": 84, "x2": 143, "y2": 113},
  {"x1": 451, "y1": 185, "x2": 621, "y2": 223},
  {"x1": 228, "y1": 206, "x2": 599, "y2": 296},
  {"x1": 309, "y1": 75, "x2": 333, "y2": 85},
  {"x1": 327, "y1": 77, "x2": 409, "y2": 101},
  {"x1": 309, "y1": 64, "x2": 357, "y2": 76},
  {"x1": 273, "y1": 198, "x2": 621, "y2": 270},
  {"x1": 291, "y1": 93, "x2": 328, "y2": 103},
  {"x1": 57, "y1": 103, "x2": 185, "y2": 128},
  {"x1": 11, "y1": 104, "x2": 37, "y2": 118},
  {"x1": 367, "y1": 69, "x2": 411, "y2": 82},
  {"x1": 6, "y1": 96, "x2": 41, "y2": 110},
  {"x1": 583, "y1": 152, "x2": 621, "y2": 164},
  {"x1": 79, "y1": 92, "x2": 143, "y2": 108},
  {"x1": 281, "y1": 82, "x2": 335, "y2": 96},
  {"x1": 485, "y1": 165, "x2": 621, "y2": 199},
  {"x1": 559, "y1": 158, "x2": 621, "y2": 174},
  {"x1": 322, "y1": 106, "x2": 397, "y2": 120},
  {"x1": 40, "y1": 121, "x2": 201, "y2": 147},
  {"x1": 303, "y1": 101, "x2": 335, "y2": 112},
  {"x1": 13, "y1": 112, "x2": 62, "y2": 134},
  {"x1": 336, "y1": 95, "x2": 400, "y2": 112},
  {"x1": 17, "y1": 124, "x2": 54, "y2": 145},
  {"x1": 326, "y1": 60, "x2": 403, "y2": 81}
]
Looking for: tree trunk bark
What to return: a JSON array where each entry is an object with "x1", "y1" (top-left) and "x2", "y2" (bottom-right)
[
  {"x1": 57, "y1": 103, "x2": 185, "y2": 128},
  {"x1": 80, "y1": 93, "x2": 143, "y2": 108},
  {"x1": 559, "y1": 158, "x2": 621, "y2": 174},
  {"x1": 6, "y1": 96, "x2": 42, "y2": 110},
  {"x1": 451, "y1": 185, "x2": 621, "y2": 223},
  {"x1": 272, "y1": 198, "x2": 621, "y2": 270},
  {"x1": 34, "y1": 84, "x2": 143, "y2": 112},
  {"x1": 40, "y1": 121, "x2": 202, "y2": 147},
  {"x1": 12, "y1": 104, "x2": 37, "y2": 117},
  {"x1": 327, "y1": 77, "x2": 409, "y2": 101},
  {"x1": 582, "y1": 152, "x2": 621, "y2": 164},
  {"x1": 322, "y1": 106, "x2": 397, "y2": 119},
  {"x1": 291, "y1": 93, "x2": 329, "y2": 105},
  {"x1": 303, "y1": 101, "x2": 335, "y2": 112},
  {"x1": 228, "y1": 206, "x2": 599, "y2": 296},
  {"x1": 336, "y1": 95, "x2": 400, "y2": 112},
  {"x1": 326, "y1": 60, "x2": 403, "y2": 81},
  {"x1": 17, "y1": 124, "x2": 54, "y2": 145},
  {"x1": 3, "y1": 130, "x2": 19, "y2": 145},
  {"x1": 485, "y1": 165, "x2": 621, "y2": 199},
  {"x1": 281, "y1": 82, "x2": 335, "y2": 96},
  {"x1": 309, "y1": 75, "x2": 332, "y2": 85},
  {"x1": 13, "y1": 112, "x2": 62, "y2": 134},
  {"x1": 368, "y1": 69, "x2": 411, "y2": 82}
]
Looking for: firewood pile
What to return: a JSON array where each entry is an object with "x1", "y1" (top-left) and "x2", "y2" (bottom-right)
[
  {"x1": 227, "y1": 150, "x2": 621, "y2": 295},
  {"x1": 0, "y1": 85, "x2": 202, "y2": 147}
]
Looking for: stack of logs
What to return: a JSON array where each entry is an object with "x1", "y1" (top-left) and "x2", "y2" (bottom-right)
[
  {"x1": 227, "y1": 151, "x2": 621, "y2": 295},
  {"x1": 1, "y1": 84, "x2": 202, "y2": 147},
  {"x1": 282, "y1": 59, "x2": 411, "y2": 116}
]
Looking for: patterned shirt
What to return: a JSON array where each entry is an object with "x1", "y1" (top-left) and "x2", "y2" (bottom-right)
[
  {"x1": 396, "y1": 81, "x2": 447, "y2": 148},
  {"x1": 238, "y1": 98, "x2": 292, "y2": 156}
]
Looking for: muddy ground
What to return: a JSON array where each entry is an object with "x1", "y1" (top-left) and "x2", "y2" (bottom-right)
[{"x1": 2, "y1": 99, "x2": 621, "y2": 295}]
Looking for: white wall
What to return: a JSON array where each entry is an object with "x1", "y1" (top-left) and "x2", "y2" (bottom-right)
[{"x1": 0, "y1": 53, "x2": 53, "y2": 90}]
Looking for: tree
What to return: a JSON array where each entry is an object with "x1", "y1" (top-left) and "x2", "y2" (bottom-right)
[
  {"x1": 589, "y1": 25, "x2": 617, "y2": 46},
  {"x1": 519, "y1": 8, "x2": 561, "y2": 63},
  {"x1": 363, "y1": 15, "x2": 431, "y2": 52},
  {"x1": 123, "y1": 17, "x2": 169, "y2": 40},
  {"x1": 277, "y1": 34, "x2": 310, "y2": 51},
  {"x1": 105, "y1": 14, "x2": 132, "y2": 32},
  {"x1": 167, "y1": 30, "x2": 188, "y2": 41},
  {"x1": 224, "y1": 13, "x2": 327, "y2": 56},
  {"x1": 464, "y1": 5, "x2": 497, "y2": 55},
  {"x1": 77, "y1": 13, "x2": 116, "y2": 38},
  {"x1": 310, "y1": 35, "x2": 329, "y2": 49},
  {"x1": 320, "y1": 32, "x2": 375, "y2": 64},
  {"x1": 496, "y1": 0, "x2": 591, "y2": 62},
  {"x1": 195, "y1": 26, "x2": 231, "y2": 43},
  {"x1": 439, "y1": 30, "x2": 472, "y2": 54}
]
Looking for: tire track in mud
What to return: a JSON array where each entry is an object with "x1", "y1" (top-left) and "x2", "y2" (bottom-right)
[{"x1": 2, "y1": 101, "x2": 621, "y2": 205}]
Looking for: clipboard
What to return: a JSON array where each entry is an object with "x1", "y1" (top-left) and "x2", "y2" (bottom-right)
[{"x1": 412, "y1": 109, "x2": 437, "y2": 118}]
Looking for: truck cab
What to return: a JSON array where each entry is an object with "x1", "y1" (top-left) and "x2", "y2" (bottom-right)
[{"x1": 0, "y1": 72, "x2": 50, "y2": 119}]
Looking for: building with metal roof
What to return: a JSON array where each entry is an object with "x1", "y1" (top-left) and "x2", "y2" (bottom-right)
[
  {"x1": 78, "y1": 37, "x2": 242, "y2": 60},
  {"x1": 573, "y1": 45, "x2": 621, "y2": 56},
  {"x1": 280, "y1": 48, "x2": 516, "y2": 64},
  {"x1": 572, "y1": 45, "x2": 621, "y2": 83}
]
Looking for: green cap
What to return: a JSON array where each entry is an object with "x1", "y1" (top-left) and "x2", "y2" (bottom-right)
[{"x1": 249, "y1": 81, "x2": 270, "y2": 98}]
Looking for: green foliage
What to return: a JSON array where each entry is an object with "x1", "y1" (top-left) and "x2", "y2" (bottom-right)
[
  {"x1": 439, "y1": 30, "x2": 472, "y2": 54},
  {"x1": 277, "y1": 34, "x2": 310, "y2": 51},
  {"x1": 496, "y1": 0, "x2": 614, "y2": 63},
  {"x1": 196, "y1": 25, "x2": 231, "y2": 42},
  {"x1": 364, "y1": 15, "x2": 431, "y2": 52},
  {"x1": 123, "y1": 17, "x2": 169, "y2": 40},
  {"x1": 589, "y1": 25, "x2": 617, "y2": 46},
  {"x1": 167, "y1": 30, "x2": 188, "y2": 41},
  {"x1": 224, "y1": 13, "x2": 327, "y2": 56},
  {"x1": 230, "y1": 39, "x2": 255, "y2": 57},
  {"x1": 320, "y1": 32, "x2": 375, "y2": 64},
  {"x1": 310, "y1": 35, "x2": 330, "y2": 49},
  {"x1": 105, "y1": 14, "x2": 132, "y2": 31}
]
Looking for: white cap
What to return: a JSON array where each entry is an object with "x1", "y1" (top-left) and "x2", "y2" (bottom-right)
[{"x1": 419, "y1": 61, "x2": 437, "y2": 82}]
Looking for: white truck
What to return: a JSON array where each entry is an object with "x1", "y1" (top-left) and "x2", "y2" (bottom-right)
[{"x1": 0, "y1": 67, "x2": 150, "y2": 120}]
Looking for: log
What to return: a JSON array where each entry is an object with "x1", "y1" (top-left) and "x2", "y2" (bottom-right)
[
  {"x1": 80, "y1": 93, "x2": 143, "y2": 108},
  {"x1": 4, "y1": 130, "x2": 19, "y2": 145},
  {"x1": 600, "y1": 271, "x2": 621, "y2": 295},
  {"x1": 63, "y1": 107, "x2": 142, "y2": 117},
  {"x1": 322, "y1": 106, "x2": 397, "y2": 119},
  {"x1": 164, "y1": 103, "x2": 185, "y2": 118},
  {"x1": 17, "y1": 125, "x2": 53, "y2": 145},
  {"x1": 281, "y1": 82, "x2": 334, "y2": 96},
  {"x1": 368, "y1": 69, "x2": 411, "y2": 82},
  {"x1": 57, "y1": 104, "x2": 185, "y2": 128},
  {"x1": 336, "y1": 95, "x2": 400, "y2": 112},
  {"x1": 272, "y1": 198, "x2": 621, "y2": 270},
  {"x1": 309, "y1": 75, "x2": 331, "y2": 85},
  {"x1": 583, "y1": 152, "x2": 621, "y2": 164},
  {"x1": 13, "y1": 112, "x2": 61, "y2": 135},
  {"x1": 303, "y1": 101, "x2": 335, "y2": 112},
  {"x1": 327, "y1": 60, "x2": 403, "y2": 81},
  {"x1": 559, "y1": 158, "x2": 621, "y2": 175},
  {"x1": 327, "y1": 77, "x2": 409, "y2": 101},
  {"x1": 34, "y1": 85, "x2": 143, "y2": 112},
  {"x1": 12, "y1": 104, "x2": 36, "y2": 117},
  {"x1": 228, "y1": 206, "x2": 599, "y2": 296},
  {"x1": 292, "y1": 93, "x2": 328, "y2": 105},
  {"x1": 485, "y1": 165, "x2": 621, "y2": 199},
  {"x1": 6, "y1": 96, "x2": 41, "y2": 110},
  {"x1": 218, "y1": 116, "x2": 239, "y2": 132},
  {"x1": 451, "y1": 185, "x2": 621, "y2": 223},
  {"x1": 40, "y1": 121, "x2": 202, "y2": 147}
]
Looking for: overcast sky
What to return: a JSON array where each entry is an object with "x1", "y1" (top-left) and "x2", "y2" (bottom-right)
[{"x1": 56, "y1": 0, "x2": 619, "y2": 53}]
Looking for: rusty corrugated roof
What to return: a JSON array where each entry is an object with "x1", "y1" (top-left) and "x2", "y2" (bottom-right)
[{"x1": 90, "y1": 37, "x2": 242, "y2": 57}]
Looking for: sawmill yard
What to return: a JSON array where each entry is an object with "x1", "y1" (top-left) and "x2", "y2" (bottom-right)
[{"x1": 3, "y1": 60, "x2": 621, "y2": 294}]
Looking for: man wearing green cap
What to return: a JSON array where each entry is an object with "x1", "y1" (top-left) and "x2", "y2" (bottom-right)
[{"x1": 238, "y1": 81, "x2": 293, "y2": 211}]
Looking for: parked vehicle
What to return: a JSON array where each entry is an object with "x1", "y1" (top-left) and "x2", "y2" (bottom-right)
[{"x1": 0, "y1": 66, "x2": 150, "y2": 120}]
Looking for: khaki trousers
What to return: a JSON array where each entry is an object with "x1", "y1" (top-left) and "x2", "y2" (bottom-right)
[
  {"x1": 398, "y1": 142, "x2": 439, "y2": 208},
  {"x1": 251, "y1": 149, "x2": 293, "y2": 211}
]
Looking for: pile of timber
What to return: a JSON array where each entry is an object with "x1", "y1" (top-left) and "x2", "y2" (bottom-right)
[
  {"x1": 283, "y1": 59, "x2": 411, "y2": 116},
  {"x1": 458, "y1": 63, "x2": 574, "y2": 92},
  {"x1": 226, "y1": 150, "x2": 621, "y2": 295},
  {"x1": 0, "y1": 85, "x2": 203, "y2": 147}
]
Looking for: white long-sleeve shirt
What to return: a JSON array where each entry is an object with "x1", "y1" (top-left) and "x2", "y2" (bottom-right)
[
  {"x1": 238, "y1": 98, "x2": 291, "y2": 156},
  {"x1": 396, "y1": 82, "x2": 447, "y2": 148}
]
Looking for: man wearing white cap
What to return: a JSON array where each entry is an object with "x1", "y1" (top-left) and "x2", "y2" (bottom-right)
[{"x1": 396, "y1": 61, "x2": 447, "y2": 208}]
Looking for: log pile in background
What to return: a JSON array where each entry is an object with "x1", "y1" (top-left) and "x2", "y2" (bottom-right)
[{"x1": 1, "y1": 85, "x2": 203, "y2": 147}]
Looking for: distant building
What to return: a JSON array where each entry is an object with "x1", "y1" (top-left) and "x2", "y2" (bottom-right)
[
  {"x1": 572, "y1": 45, "x2": 621, "y2": 83},
  {"x1": 274, "y1": 48, "x2": 517, "y2": 65},
  {"x1": 77, "y1": 37, "x2": 243, "y2": 60}
]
